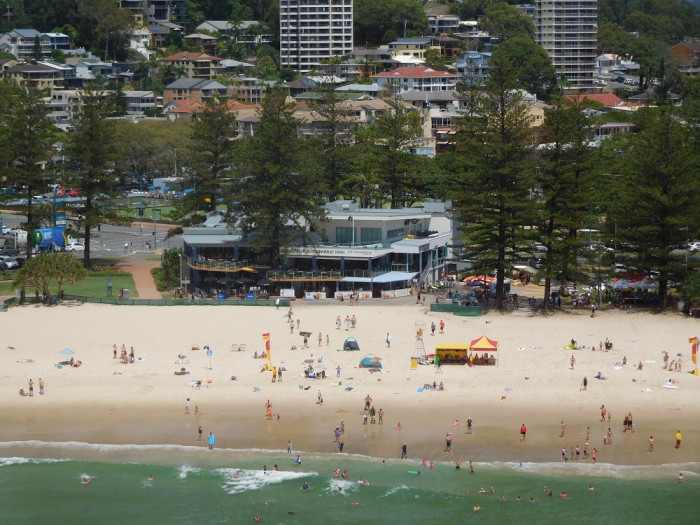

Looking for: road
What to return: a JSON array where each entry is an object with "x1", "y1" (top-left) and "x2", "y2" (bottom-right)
[{"x1": 1, "y1": 211, "x2": 182, "y2": 260}]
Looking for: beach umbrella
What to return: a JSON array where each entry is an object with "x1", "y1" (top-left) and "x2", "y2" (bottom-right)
[
  {"x1": 59, "y1": 348, "x2": 75, "y2": 354},
  {"x1": 257, "y1": 278, "x2": 272, "y2": 287},
  {"x1": 315, "y1": 365, "x2": 327, "y2": 370}
]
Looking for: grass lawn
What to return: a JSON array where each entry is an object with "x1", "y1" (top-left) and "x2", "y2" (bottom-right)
[{"x1": 0, "y1": 272, "x2": 137, "y2": 299}]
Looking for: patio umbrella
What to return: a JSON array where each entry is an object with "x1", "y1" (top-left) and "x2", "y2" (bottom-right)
[
  {"x1": 257, "y1": 278, "x2": 272, "y2": 287},
  {"x1": 59, "y1": 348, "x2": 75, "y2": 354}
]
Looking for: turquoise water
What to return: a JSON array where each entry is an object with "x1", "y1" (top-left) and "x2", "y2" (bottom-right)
[{"x1": 1, "y1": 442, "x2": 697, "y2": 524}]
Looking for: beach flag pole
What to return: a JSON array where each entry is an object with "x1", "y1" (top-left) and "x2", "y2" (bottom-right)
[
  {"x1": 690, "y1": 336, "x2": 698, "y2": 376},
  {"x1": 263, "y1": 333, "x2": 271, "y2": 369}
]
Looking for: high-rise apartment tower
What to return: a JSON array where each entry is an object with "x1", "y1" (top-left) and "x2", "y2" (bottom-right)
[
  {"x1": 280, "y1": 0, "x2": 354, "y2": 73},
  {"x1": 535, "y1": 0, "x2": 597, "y2": 91}
]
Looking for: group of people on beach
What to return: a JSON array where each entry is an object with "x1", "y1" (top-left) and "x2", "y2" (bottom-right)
[{"x1": 113, "y1": 344, "x2": 136, "y2": 364}]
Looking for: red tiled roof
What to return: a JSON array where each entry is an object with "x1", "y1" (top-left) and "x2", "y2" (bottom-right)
[
  {"x1": 161, "y1": 52, "x2": 222, "y2": 62},
  {"x1": 563, "y1": 93, "x2": 623, "y2": 107},
  {"x1": 372, "y1": 66, "x2": 457, "y2": 79}
]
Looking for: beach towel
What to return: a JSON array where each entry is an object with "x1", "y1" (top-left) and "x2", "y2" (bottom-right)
[
  {"x1": 417, "y1": 387, "x2": 424, "y2": 392},
  {"x1": 253, "y1": 386, "x2": 260, "y2": 392},
  {"x1": 17, "y1": 359, "x2": 34, "y2": 363},
  {"x1": 344, "y1": 387, "x2": 354, "y2": 391}
]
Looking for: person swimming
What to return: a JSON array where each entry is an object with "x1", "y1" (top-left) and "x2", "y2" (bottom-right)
[
  {"x1": 147, "y1": 475, "x2": 153, "y2": 481},
  {"x1": 302, "y1": 482, "x2": 309, "y2": 490},
  {"x1": 82, "y1": 476, "x2": 90, "y2": 484}
]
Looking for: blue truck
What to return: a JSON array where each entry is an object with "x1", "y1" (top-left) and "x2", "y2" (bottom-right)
[{"x1": 31, "y1": 227, "x2": 67, "y2": 252}]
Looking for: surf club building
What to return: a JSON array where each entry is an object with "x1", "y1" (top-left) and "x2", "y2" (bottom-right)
[{"x1": 180, "y1": 201, "x2": 453, "y2": 300}]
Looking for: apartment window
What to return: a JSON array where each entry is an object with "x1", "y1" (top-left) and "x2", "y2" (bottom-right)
[
  {"x1": 336, "y1": 227, "x2": 353, "y2": 243},
  {"x1": 361, "y1": 228, "x2": 382, "y2": 244}
]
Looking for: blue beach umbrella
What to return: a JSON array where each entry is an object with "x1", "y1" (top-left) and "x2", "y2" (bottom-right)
[{"x1": 59, "y1": 348, "x2": 75, "y2": 355}]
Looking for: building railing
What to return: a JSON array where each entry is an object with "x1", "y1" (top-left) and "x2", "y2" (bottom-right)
[{"x1": 185, "y1": 256, "x2": 250, "y2": 272}]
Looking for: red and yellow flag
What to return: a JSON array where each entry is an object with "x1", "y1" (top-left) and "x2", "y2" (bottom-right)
[
  {"x1": 690, "y1": 336, "x2": 697, "y2": 365},
  {"x1": 262, "y1": 333, "x2": 270, "y2": 340}
]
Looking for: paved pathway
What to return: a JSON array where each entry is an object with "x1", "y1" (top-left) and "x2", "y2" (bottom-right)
[{"x1": 117, "y1": 258, "x2": 161, "y2": 300}]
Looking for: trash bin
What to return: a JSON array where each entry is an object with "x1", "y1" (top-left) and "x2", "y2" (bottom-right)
[
  {"x1": 410, "y1": 358, "x2": 418, "y2": 370},
  {"x1": 217, "y1": 292, "x2": 226, "y2": 300},
  {"x1": 122, "y1": 289, "x2": 130, "y2": 299}
]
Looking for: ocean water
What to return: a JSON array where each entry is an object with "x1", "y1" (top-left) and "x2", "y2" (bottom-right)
[{"x1": 1, "y1": 442, "x2": 697, "y2": 525}]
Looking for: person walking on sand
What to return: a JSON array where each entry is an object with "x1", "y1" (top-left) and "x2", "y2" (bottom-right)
[
  {"x1": 600, "y1": 405, "x2": 606, "y2": 421},
  {"x1": 560, "y1": 421, "x2": 566, "y2": 438},
  {"x1": 208, "y1": 432, "x2": 215, "y2": 450},
  {"x1": 39, "y1": 378, "x2": 44, "y2": 395},
  {"x1": 520, "y1": 423, "x2": 527, "y2": 441},
  {"x1": 28, "y1": 379, "x2": 34, "y2": 397},
  {"x1": 378, "y1": 409, "x2": 384, "y2": 425},
  {"x1": 431, "y1": 322, "x2": 436, "y2": 335},
  {"x1": 336, "y1": 365, "x2": 341, "y2": 378},
  {"x1": 198, "y1": 425, "x2": 203, "y2": 442},
  {"x1": 401, "y1": 444, "x2": 407, "y2": 459},
  {"x1": 570, "y1": 354, "x2": 576, "y2": 370},
  {"x1": 675, "y1": 430, "x2": 682, "y2": 449},
  {"x1": 582, "y1": 376, "x2": 588, "y2": 391},
  {"x1": 317, "y1": 389, "x2": 323, "y2": 405},
  {"x1": 439, "y1": 319, "x2": 445, "y2": 334},
  {"x1": 648, "y1": 436, "x2": 654, "y2": 452},
  {"x1": 467, "y1": 417, "x2": 473, "y2": 435},
  {"x1": 386, "y1": 333, "x2": 392, "y2": 348},
  {"x1": 185, "y1": 398, "x2": 190, "y2": 414},
  {"x1": 318, "y1": 332, "x2": 322, "y2": 346}
]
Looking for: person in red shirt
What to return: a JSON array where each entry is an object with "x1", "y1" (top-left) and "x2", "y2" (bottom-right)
[{"x1": 520, "y1": 424, "x2": 527, "y2": 441}]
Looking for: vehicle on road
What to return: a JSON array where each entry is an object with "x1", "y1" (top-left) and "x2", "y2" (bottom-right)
[
  {"x1": 126, "y1": 190, "x2": 148, "y2": 198},
  {"x1": 688, "y1": 241, "x2": 700, "y2": 252},
  {"x1": 610, "y1": 75, "x2": 625, "y2": 83},
  {"x1": 528, "y1": 256, "x2": 546, "y2": 269},
  {"x1": 0, "y1": 245, "x2": 20, "y2": 256},
  {"x1": 0, "y1": 255, "x2": 19, "y2": 269},
  {"x1": 66, "y1": 240, "x2": 85, "y2": 251},
  {"x1": 612, "y1": 263, "x2": 627, "y2": 273},
  {"x1": 67, "y1": 189, "x2": 79, "y2": 197}
]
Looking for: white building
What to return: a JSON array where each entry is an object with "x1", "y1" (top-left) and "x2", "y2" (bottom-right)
[
  {"x1": 535, "y1": 0, "x2": 597, "y2": 91},
  {"x1": 279, "y1": 0, "x2": 354, "y2": 73}
]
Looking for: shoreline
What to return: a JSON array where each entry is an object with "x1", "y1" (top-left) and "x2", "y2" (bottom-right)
[{"x1": 1, "y1": 303, "x2": 697, "y2": 470}]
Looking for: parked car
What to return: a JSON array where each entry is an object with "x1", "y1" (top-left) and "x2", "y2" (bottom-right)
[
  {"x1": 67, "y1": 189, "x2": 79, "y2": 197},
  {"x1": 66, "y1": 241, "x2": 85, "y2": 252},
  {"x1": 595, "y1": 79, "x2": 608, "y2": 86},
  {"x1": 528, "y1": 256, "x2": 546, "y2": 269},
  {"x1": 0, "y1": 245, "x2": 20, "y2": 256},
  {"x1": 612, "y1": 263, "x2": 627, "y2": 273},
  {"x1": 611, "y1": 75, "x2": 625, "y2": 83},
  {"x1": 688, "y1": 241, "x2": 700, "y2": 252},
  {"x1": 0, "y1": 255, "x2": 19, "y2": 269},
  {"x1": 126, "y1": 190, "x2": 148, "y2": 198}
]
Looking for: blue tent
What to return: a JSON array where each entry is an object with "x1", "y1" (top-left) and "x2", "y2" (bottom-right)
[{"x1": 343, "y1": 337, "x2": 360, "y2": 351}]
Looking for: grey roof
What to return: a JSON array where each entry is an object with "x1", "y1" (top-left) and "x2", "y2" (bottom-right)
[
  {"x1": 11, "y1": 29, "x2": 42, "y2": 38},
  {"x1": 221, "y1": 59, "x2": 255, "y2": 68},
  {"x1": 165, "y1": 78, "x2": 226, "y2": 90},
  {"x1": 336, "y1": 83, "x2": 383, "y2": 92},
  {"x1": 184, "y1": 33, "x2": 217, "y2": 40}
]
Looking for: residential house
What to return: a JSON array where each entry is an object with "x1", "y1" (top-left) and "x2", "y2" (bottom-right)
[
  {"x1": 123, "y1": 90, "x2": 159, "y2": 115},
  {"x1": 672, "y1": 41, "x2": 700, "y2": 63},
  {"x1": 120, "y1": 0, "x2": 189, "y2": 26},
  {"x1": 220, "y1": 59, "x2": 256, "y2": 73},
  {"x1": 63, "y1": 57, "x2": 118, "y2": 88},
  {"x1": 0, "y1": 29, "x2": 51, "y2": 60},
  {"x1": 163, "y1": 78, "x2": 228, "y2": 105},
  {"x1": 428, "y1": 15, "x2": 461, "y2": 35},
  {"x1": 159, "y1": 52, "x2": 223, "y2": 79},
  {"x1": 671, "y1": 41, "x2": 700, "y2": 77},
  {"x1": 227, "y1": 75, "x2": 268, "y2": 105},
  {"x1": 435, "y1": 35, "x2": 461, "y2": 58},
  {"x1": 129, "y1": 29, "x2": 153, "y2": 60},
  {"x1": 183, "y1": 33, "x2": 218, "y2": 55},
  {"x1": 4, "y1": 61, "x2": 64, "y2": 90},
  {"x1": 456, "y1": 51, "x2": 491, "y2": 82},
  {"x1": 164, "y1": 98, "x2": 260, "y2": 122},
  {"x1": 45, "y1": 32, "x2": 71, "y2": 51},
  {"x1": 382, "y1": 38, "x2": 441, "y2": 60},
  {"x1": 401, "y1": 90, "x2": 463, "y2": 139},
  {"x1": 195, "y1": 20, "x2": 272, "y2": 45},
  {"x1": 372, "y1": 66, "x2": 458, "y2": 93},
  {"x1": 596, "y1": 53, "x2": 622, "y2": 74}
]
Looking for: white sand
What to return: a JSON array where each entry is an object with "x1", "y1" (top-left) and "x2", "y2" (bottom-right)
[{"x1": 1, "y1": 301, "x2": 697, "y2": 464}]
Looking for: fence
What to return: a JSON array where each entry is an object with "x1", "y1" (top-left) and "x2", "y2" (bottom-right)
[
  {"x1": 429, "y1": 303, "x2": 483, "y2": 316},
  {"x1": 1, "y1": 295, "x2": 290, "y2": 309}
]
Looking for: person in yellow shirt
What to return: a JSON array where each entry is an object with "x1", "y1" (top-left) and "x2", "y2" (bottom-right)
[{"x1": 675, "y1": 430, "x2": 682, "y2": 449}]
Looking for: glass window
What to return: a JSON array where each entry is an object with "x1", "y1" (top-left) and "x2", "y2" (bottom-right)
[
  {"x1": 336, "y1": 227, "x2": 353, "y2": 243},
  {"x1": 361, "y1": 228, "x2": 381, "y2": 243}
]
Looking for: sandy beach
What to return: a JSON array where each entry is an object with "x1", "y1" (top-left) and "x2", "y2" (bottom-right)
[{"x1": 1, "y1": 301, "x2": 698, "y2": 466}]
